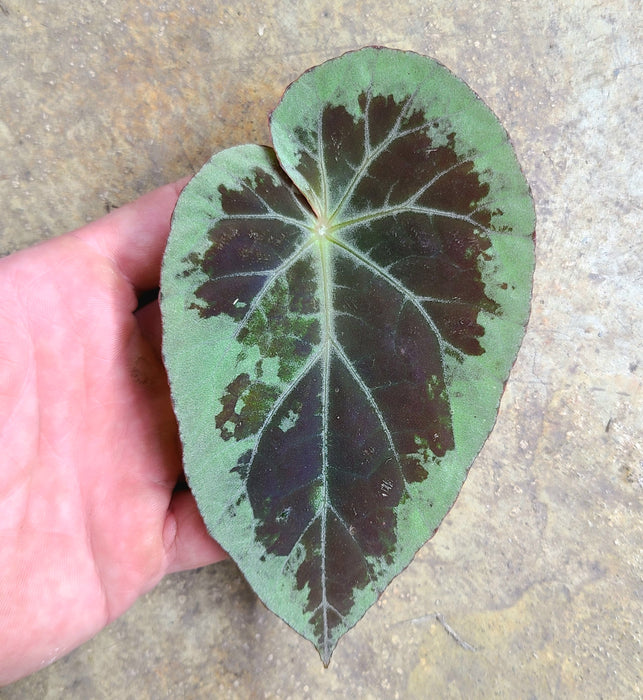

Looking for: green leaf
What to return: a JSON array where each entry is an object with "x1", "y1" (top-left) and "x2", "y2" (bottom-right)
[{"x1": 160, "y1": 47, "x2": 535, "y2": 664}]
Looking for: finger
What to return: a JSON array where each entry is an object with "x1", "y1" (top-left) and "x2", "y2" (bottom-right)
[
  {"x1": 163, "y1": 490, "x2": 228, "y2": 574},
  {"x1": 72, "y1": 177, "x2": 191, "y2": 293},
  {"x1": 135, "y1": 298, "x2": 163, "y2": 359}
]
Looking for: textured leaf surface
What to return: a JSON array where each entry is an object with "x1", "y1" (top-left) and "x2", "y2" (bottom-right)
[{"x1": 160, "y1": 47, "x2": 535, "y2": 664}]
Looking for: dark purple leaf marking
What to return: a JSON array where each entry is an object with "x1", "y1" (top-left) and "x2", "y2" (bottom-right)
[{"x1": 184, "y1": 92, "x2": 501, "y2": 653}]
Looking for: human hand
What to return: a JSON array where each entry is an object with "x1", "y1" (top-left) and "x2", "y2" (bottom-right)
[{"x1": 0, "y1": 181, "x2": 226, "y2": 686}]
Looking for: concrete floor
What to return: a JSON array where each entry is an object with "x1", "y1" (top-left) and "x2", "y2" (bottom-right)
[{"x1": 1, "y1": 1, "x2": 641, "y2": 697}]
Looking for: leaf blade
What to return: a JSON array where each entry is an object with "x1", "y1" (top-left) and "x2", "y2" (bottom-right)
[{"x1": 161, "y1": 47, "x2": 535, "y2": 664}]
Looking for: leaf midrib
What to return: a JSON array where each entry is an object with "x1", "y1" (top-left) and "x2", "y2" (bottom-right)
[{"x1": 318, "y1": 230, "x2": 333, "y2": 652}]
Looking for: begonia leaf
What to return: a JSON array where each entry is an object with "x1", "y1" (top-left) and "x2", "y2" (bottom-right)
[{"x1": 160, "y1": 47, "x2": 535, "y2": 664}]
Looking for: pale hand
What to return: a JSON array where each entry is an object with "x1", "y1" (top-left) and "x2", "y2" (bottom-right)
[{"x1": 0, "y1": 181, "x2": 226, "y2": 686}]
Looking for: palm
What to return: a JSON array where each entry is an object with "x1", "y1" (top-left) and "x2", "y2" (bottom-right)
[{"x1": 0, "y1": 182, "x2": 224, "y2": 685}]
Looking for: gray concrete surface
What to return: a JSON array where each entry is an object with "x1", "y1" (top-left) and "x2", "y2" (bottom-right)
[{"x1": 1, "y1": 1, "x2": 641, "y2": 697}]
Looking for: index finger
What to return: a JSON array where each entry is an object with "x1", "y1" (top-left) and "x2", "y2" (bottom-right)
[{"x1": 72, "y1": 177, "x2": 191, "y2": 293}]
